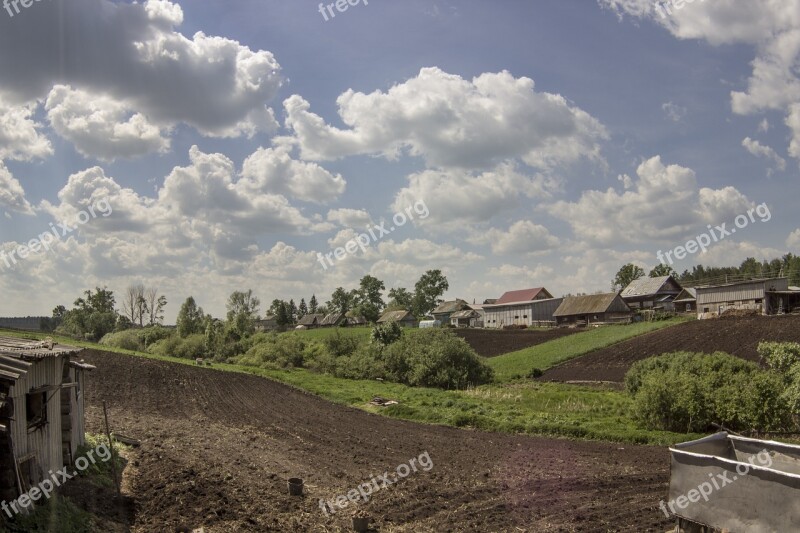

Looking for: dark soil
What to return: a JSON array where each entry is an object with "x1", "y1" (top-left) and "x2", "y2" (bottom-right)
[
  {"x1": 454, "y1": 328, "x2": 579, "y2": 358},
  {"x1": 542, "y1": 314, "x2": 800, "y2": 383},
  {"x1": 78, "y1": 349, "x2": 673, "y2": 532}
]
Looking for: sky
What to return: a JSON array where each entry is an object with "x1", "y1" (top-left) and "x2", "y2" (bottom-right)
[{"x1": 0, "y1": 0, "x2": 798, "y2": 322}]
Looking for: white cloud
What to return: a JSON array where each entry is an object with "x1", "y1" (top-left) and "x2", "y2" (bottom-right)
[
  {"x1": 240, "y1": 145, "x2": 346, "y2": 204},
  {"x1": 547, "y1": 155, "x2": 755, "y2": 245},
  {"x1": 326, "y1": 208, "x2": 373, "y2": 228},
  {"x1": 787, "y1": 103, "x2": 800, "y2": 160},
  {"x1": 282, "y1": 67, "x2": 607, "y2": 170},
  {"x1": 45, "y1": 85, "x2": 170, "y2": 161},
  {"x1": 0, "y1": 162, "x2": 33, "y2": 215},
  {"x1": 0, "y1": 0, "x2": 283, "y2": 150},
  {"x1": 741, "y1": 137, "x2": 786, "y2": 173},
  {"x1": 788, "y1": 229, "x2": 800, "y2": 250},
  {"x1": 469, "y1": 220, "x2": 560, "y2": 255},
  {"x1": 758, "y1": 118, "x2": 771, "y2": 132},
  {"x1": 0, "y1": 98, "x2": 52, "y2": 161},
  {"x1": 662, "y1": 101, "x2": 687, "y2": 122}
]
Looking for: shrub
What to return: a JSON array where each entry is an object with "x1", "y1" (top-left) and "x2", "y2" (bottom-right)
[
  {"x1": 236, "y1": 333, "x2": 323, "y2": 369},
  {"x1": 371, "y1": 321, "x2": 403, "y2": 347},
  {"x1": 626, "y1": 351, "x2": 791, "y2": 433},
  {"x1": 758, "y1": 341, "x2": 800, "y2": 374},
  {"x1": 324, "y1": 330, "x2": 360, "y2": 357},
  {"x1": 528, "y1": 368, "x2": 544, "y2": 379},
  {"x1": 100, "y1": 329, "x2": 144, "y2": 351}
]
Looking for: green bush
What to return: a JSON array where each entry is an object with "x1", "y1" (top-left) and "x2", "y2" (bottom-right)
[
  {"x1": 324, "y1": 330, "x2": 360, "y2": 357},
  {"x1": 626, "y1": 351, "x2": 792, "y2": 433},
  {"x1": 146, "y1": 333, "x2": 207, "y2": 359},
  {"x1": 383, "y1": 329, "x2": 494, "y2": 389},
  {"x1": 99, "y1": 329, "x2": 144, "y2": 351},
  {"x1": 236, "y1": 333, "x2": 323, "y2": 369},
  {"x1": 371, "y1": 321, "x2": 403, "y2": 347},
  {"x1": 758, "y1": 341, "x2": 800, "y2": 374}
]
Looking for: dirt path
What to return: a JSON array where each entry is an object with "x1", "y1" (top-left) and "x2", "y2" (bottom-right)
[{"x1": 81, "y1": 349, "x2": 672, "y2": 532}]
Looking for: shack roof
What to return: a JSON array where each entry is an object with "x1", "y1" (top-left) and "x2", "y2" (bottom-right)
[
  {"x1": 495, "y1": 287, "x2": 552, "y2": 305},
  {"x1": 431, "y1": 300, "x2": 470, "y2": 314},
  {"x1": 621, "y1": 276, "x2": 680, "y2": 298},
  {"x1": 553, "y1": 293, "x2": 630, "y2": 317},
  {"x1": 378, "y1": 310, "x2": 415, "y2": 323},
  {"x1": 0, "y1": 336, "x2": 83, "y2": 383}
]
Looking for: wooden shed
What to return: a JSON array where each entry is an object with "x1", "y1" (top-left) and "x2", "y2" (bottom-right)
[
  {"x1": 0, "y1": 337, "x2": 92, "y2": 505},
  {"x1": 695, "y1": 277, "x2": 792, "y2": 319},
  {"x1": 377, "y1": 310, "x2": 418, "y2": 328},
  {"x1": 553, "y1": 293, "x2": 632, "y2": 326}
]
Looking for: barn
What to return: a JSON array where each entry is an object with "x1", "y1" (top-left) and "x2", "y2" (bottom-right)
[
  {"x1": 620, "y1": 276, "x2": 683, "y2": 311},
  {"x1": 297, "y1": 313, "x2": 325, "y2": 329},
  {"x1": 553, "y1": 293, "x2": 633, "y2": 326},
  {"x1": 431, "y1": 300, "x2": 470, "y2": 324},
  {"x1": 695, "y1": 277, "x2": 799, "y2": 318},
  {"x1": 483, "y1": 287, "x2": 561, "y2": 328},
  {"x1": 320, "y1": 312, "x2": 346, "y2": 327},
  {"x1": 0, "y1": 337, "x2": 93, "y2": 506},
  {"x1": 377, "y1": 310, "x2": 418, "y2": 328}
]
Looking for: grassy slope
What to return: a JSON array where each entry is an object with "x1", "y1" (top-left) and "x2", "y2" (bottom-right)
[
  {"x1": 487, "y1": 318, "x2": 689, "y2": 382},
  {"x1": 1, "y1": 325, "x2": 695, "y2": 446}
]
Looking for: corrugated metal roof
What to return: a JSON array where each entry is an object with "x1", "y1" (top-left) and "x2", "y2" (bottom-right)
[
  {"x1": 495, "y1": 288, "x2": 551, "y2": 305},
  {"x1": 432, "y1": 299, "x2": 469, "y2": 314},
  {"x1": 621, "y1": 276, "x2": 678, "y2": 298},
  {"x1": 483, "y1": 297, "x2": 563, "y2": 309},
  {"x1": 553, "y1": 293, "x2": 628, "y2": 316},
  {"x1": 0, "y1": 336, "x2": 82, "y2": 359}
]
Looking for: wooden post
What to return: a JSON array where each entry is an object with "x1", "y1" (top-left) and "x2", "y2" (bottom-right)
[{"x1": 102, "y1": 401, "x2": 121, "y2": 495}]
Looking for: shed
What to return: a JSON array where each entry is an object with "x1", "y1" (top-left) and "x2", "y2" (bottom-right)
[
  {"x1": 297, "y1": 313, "x2": 325, "y2": 329},
  {"x1": 695, "y1": 277, "x2": 790, "y2": 319},
  {"x1": 621, "y1": 276, "x2": 682, "y2": 310},
  {"x1": 254, "y1": 315, "x2": 279, "y2": 332},
  {"x1": 0, "y1": 337, "x2": 92, "y2": 506},
  {"x1": 673, "y1": 287, "x2": 697, "y2": 313},
  {"x1": 450, "y1": 310, "x2": 481, "y2": 328},
  {"x1": 483, "y1": 288, "x2": 562, "y2": 328},
  {"x1": 320, "y1": 312, "x2": 346, "y2": 327},
  {"x1": 553, "y1": 293, "x2": 632, "y2": 326},
  {"x1": 377, "y1": 310, "x2": 418, "y2": 328},
  {"x1": 431, "y1": 300, "x2": 470, "y2": 324},
  {"x1": 344, "y1": 313, "x2": 367, "y2": 327}
]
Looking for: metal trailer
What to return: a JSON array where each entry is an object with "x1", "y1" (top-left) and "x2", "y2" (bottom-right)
[{"x1": 668, "y1": 432, "x2": 800, "y2": 532}]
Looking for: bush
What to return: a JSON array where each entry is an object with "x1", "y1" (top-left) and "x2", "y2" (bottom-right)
[
  {"x1": 626, "y1": 351, "x2": 792, "y2": 433},
  {"x1": 100, "y1": 329, "x2": 144, "y2": 351},
  {"x1": 236, "y1": 333, "x2": 323, "y2": 369},
  {"x1": 146, "y1": 334, "x2": 207, "y2": 359},
  {"x1": 528, "y1": 368, "x2": 544, "y2": 379},
  {"x1": 371, "y1": 321, "x2": 403, "y2": 347},
  {"x1": 382, "y1": 329, "x2": 494, "y2": 389},
  {"x1": 324, "y1": 330, "x2": 360, "y2": 357}
]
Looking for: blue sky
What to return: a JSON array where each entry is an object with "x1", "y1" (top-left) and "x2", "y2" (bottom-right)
[{"x1": 0, "y1": 0, "x2": 798, "y2": 321}]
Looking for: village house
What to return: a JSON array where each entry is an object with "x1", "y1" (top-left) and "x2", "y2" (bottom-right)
[
  {"x1": 553, "y1": 293, "x2": 633, "y2": 326},
  {"x1": 695, "y1": 277, "x2": 800, "y2": 319},
  {"x1": 254, "y1": 314, "x2": 279, "y2": 332},
  {"x1": 673, "y1": 287, "x2": 697, "y2": 313},
  {"x1": 450, "y1": 309, "x2": 482, "y2": 328},
  {"x1": 377, "y1": 310, "x2": 418, "y2": 328},
  {"x1": 483, "y1": 287, "x2": 562, "y2": 328},
  {"x1": 296, "y1": 313, "x2": 325, "y2": 329},
  {"x1": 320, "y1": 312, "x2": 347, "y2": 328},
  {"x1": 620, "y1": 275, "x2": 683, "y2": 311},
  {"x1": 0, "y1": 337, "x2": 93, "y2": 506},
  {"x1": 431, "y1": 300, "x2": 471, "y2": 324}
]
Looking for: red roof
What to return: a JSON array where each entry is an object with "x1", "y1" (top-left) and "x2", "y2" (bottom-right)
[{"x1": 495, "y1": 287, "x2": 551, "y2": 305}]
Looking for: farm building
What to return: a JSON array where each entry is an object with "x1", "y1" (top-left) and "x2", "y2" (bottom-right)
[
  {"x1": 483, "y1": 287, "x2": 561, "y2": 328},
  {"x1": 673, "y1": 288, "x2": 697, "y2": 313},
  {"x1": 695, "y1": 277, "x2": 800, "y2": 318},
  {"x1": 553, "y1": 293, "x2": 633, "y2": 326},
  {"x1": 377, "y1": 310, "x2": 418, "y2": 328},
  {"x1": 620, "y1": 275, "x2": 682, "y2": 310},
  {"x1": 297, "y1": 313, "x2": 325, "y2": 329},
  {"x1": 320, "y1": 312, "x2": 346, "y2": 327},
  {"x1": 0, "y1": 337, "x2": 93, "y2": 507},
  {"x1": 344, "y1": 313, "x2": 367, "y2": 326},
  {"x1": 254, "y1": 315, "x2": 279, "y2": 332},
  {"x1": 450, "y1": 310, "x2": 482, "y2": 328},
  {"x1": 431, "y1": 300, "x2": 471, "y2": 324}
]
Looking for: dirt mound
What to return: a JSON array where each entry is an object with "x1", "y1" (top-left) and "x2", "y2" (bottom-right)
[
  {"x1": 80, "y1": 348, "x2": 672, "y2": 532},
  {"x1": 542, "y1": 314, "x2": 800, "y2": 383},
  {"x1": 454, "y1": 327, "x2": 579, "y2": 357}
]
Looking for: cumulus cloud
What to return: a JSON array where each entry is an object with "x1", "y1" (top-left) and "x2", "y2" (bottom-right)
[
  {"x1": 240, "y1": 145, "x2": 346, "y2": 204},
  {"x1": 281, "y1": 67, "x2": 607, "y2": 170},
  {"x1": 45, "y1": 85, "x2": 170, "y2": 161},
  {"x1": 326, "y1": 208, "x2": 373, "y2": 228},
  {"x1": 391, "y1": 163, "x2": 558, "y2": 231},
  {"x1": 662, "y1": 101, "x2": 687, "y2": 122},
  {"x1": 0, "y1": 98, "x2": 52, "y2": 161},
  {"x1": 0, "y1": 0, "x2": 283, "y2": 158},
  {"x1": 469, "y1": 220, "x2": 560, "y2": 255},
  {"x1": 741, "y1": 137, "x2": 786, "y2": 174},
  {"x1": 788, "y1": 229, "x2": 800, "y2": 250},
  {"x1": 0, "y1": 162, "x2": 34, "y2": 215},
  {"x1": 547, "y1": 155, "x2": 755, "y2": 245}
]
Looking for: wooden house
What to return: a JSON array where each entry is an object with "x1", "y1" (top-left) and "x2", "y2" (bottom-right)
[
  {"x1": 377, "y1": 310, "x2": 418, "y2": 328},
  {"x1": 553, "y1": 293, "x2": 633, "y2": 326},
  {"x1": 483, "y1": 287, "x2": 561, "y2": 328},
  {"x1": 620, "y1": 276, "x2": 682, "y2": 311}
]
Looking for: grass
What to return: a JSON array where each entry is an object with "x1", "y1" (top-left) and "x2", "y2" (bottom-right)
[
  {"x1": 0, "y1": 323, "x2": 695, "y2": 446},
  {"x1": 290, "y1": 326, "x2": 373, "y2": 342},
  {"x1": 487, "y1": 317, "x2": 689, "y2": 382}
]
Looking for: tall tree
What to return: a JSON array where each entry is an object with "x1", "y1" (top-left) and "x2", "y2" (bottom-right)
[
  {"x1": 144, "y1": 287, "x2": 167, "y2": 325},
  {"x1": 176, "y1": 297, "x2": 204, "y2": 338},
  {"x1": 387, "y1": 287, "x2": 413, "y2": 310},
  {"x1": 613, "y1": 264, "x2": 645, "y2": 291},
  {"x1": 298, "y1": 298, "x2": 308, "y2": 319},
  {"x1": 121, "y1": 284, "x2": 145, "y2": 325},
  {"x1": 328, "y1": 287, "x2": 354, "y2": 314},
  {"x1": 226, "y1": 289, "x2": 260, "y2": 339},
  {"x1": 288, "y1": 299, "x2": 298, "y2": 324},
  {"x1": 649, "y1": 264, "x2": 676, "y2": 278},
  {"x1": 309, "y1": 294, "x2": 318, "y2": 314},
  {"x1": 412, "y1": 270, "x2": 449, "y2": 317},
  {"x1": 353, "y1": 275, "x2": 386, "y2": 322},
  {"x1": 275, "y1": 302, "x2": 290, "y2": 326}
]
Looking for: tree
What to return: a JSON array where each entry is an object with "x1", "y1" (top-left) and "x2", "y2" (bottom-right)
[
  {"x1": 288, "y1": 299, "x2": 298, "y2": 324},
  {"x1": 121, "y1": 284, "x2": 145, "y2": 325},
  {"x1": 353, "y1": 275, "x2": 386, "y2": 322},
  {"x1": 176, "y1": 297, "x2": 204, "y2": 338},
  {"x1": 309, "y1": 294, "x2": 318, "y2": 314},
  {"x1": 387, "y1": 287, "x2": 413, "y2": 310},
  {"x1": 204, "y1": 320, "x2": 224, "y2": 358},
  {"x1": 226, "y1": 289, "x2": 260, "y2": 339},
  {"x1": 144, "y1": 287, "x2": 167, "y2": 326},
  {"x1": 412, "y1": 270, "x2": 449, "y2": 317},
  {"x1": 612, "y1": 264, "x2": 645, "y2": 292},
  {"x1": 298, "y1": 298, "x2": 308, "y2": 319},
  {"x1": 275, "y1": 302, "x2": 290, "y2": 327},
  {"x1": 328, "y1": 287, "x2": 354, "y2": 314},
  {"x1": 649, "y1": 264, "x2": 676, "y2": 278},
  {"x1": 60, "y1": 287, "x2": 117, "y2": 340}
]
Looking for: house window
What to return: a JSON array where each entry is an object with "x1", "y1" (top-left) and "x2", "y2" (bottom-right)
[
  {"x1": 686, "y1": 304, "x2": 691, "y2": 312},
  {"x1": 26, "y1": 391, "x2": 47, "y2": 429},
  {"x1": 514, "y1": 315, "x2": 519, "y2": 319},
  {"x1": 703, "y1": 307, "x2": 709, "y2": 313},
  {"x1": 523, "y1": 315, "x2": 528, "y2": 319}
]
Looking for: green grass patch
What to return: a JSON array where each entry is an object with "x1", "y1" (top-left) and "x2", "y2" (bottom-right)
[
  {"x1": 487, "y1": 318, "x2": 688, "y2": 382},
  {"x1": 1, "y1": 327, "x2": 695, "y2": 446},
  {"x1": 286, "y1": 326, "x2": 373, "y2": 342}
]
